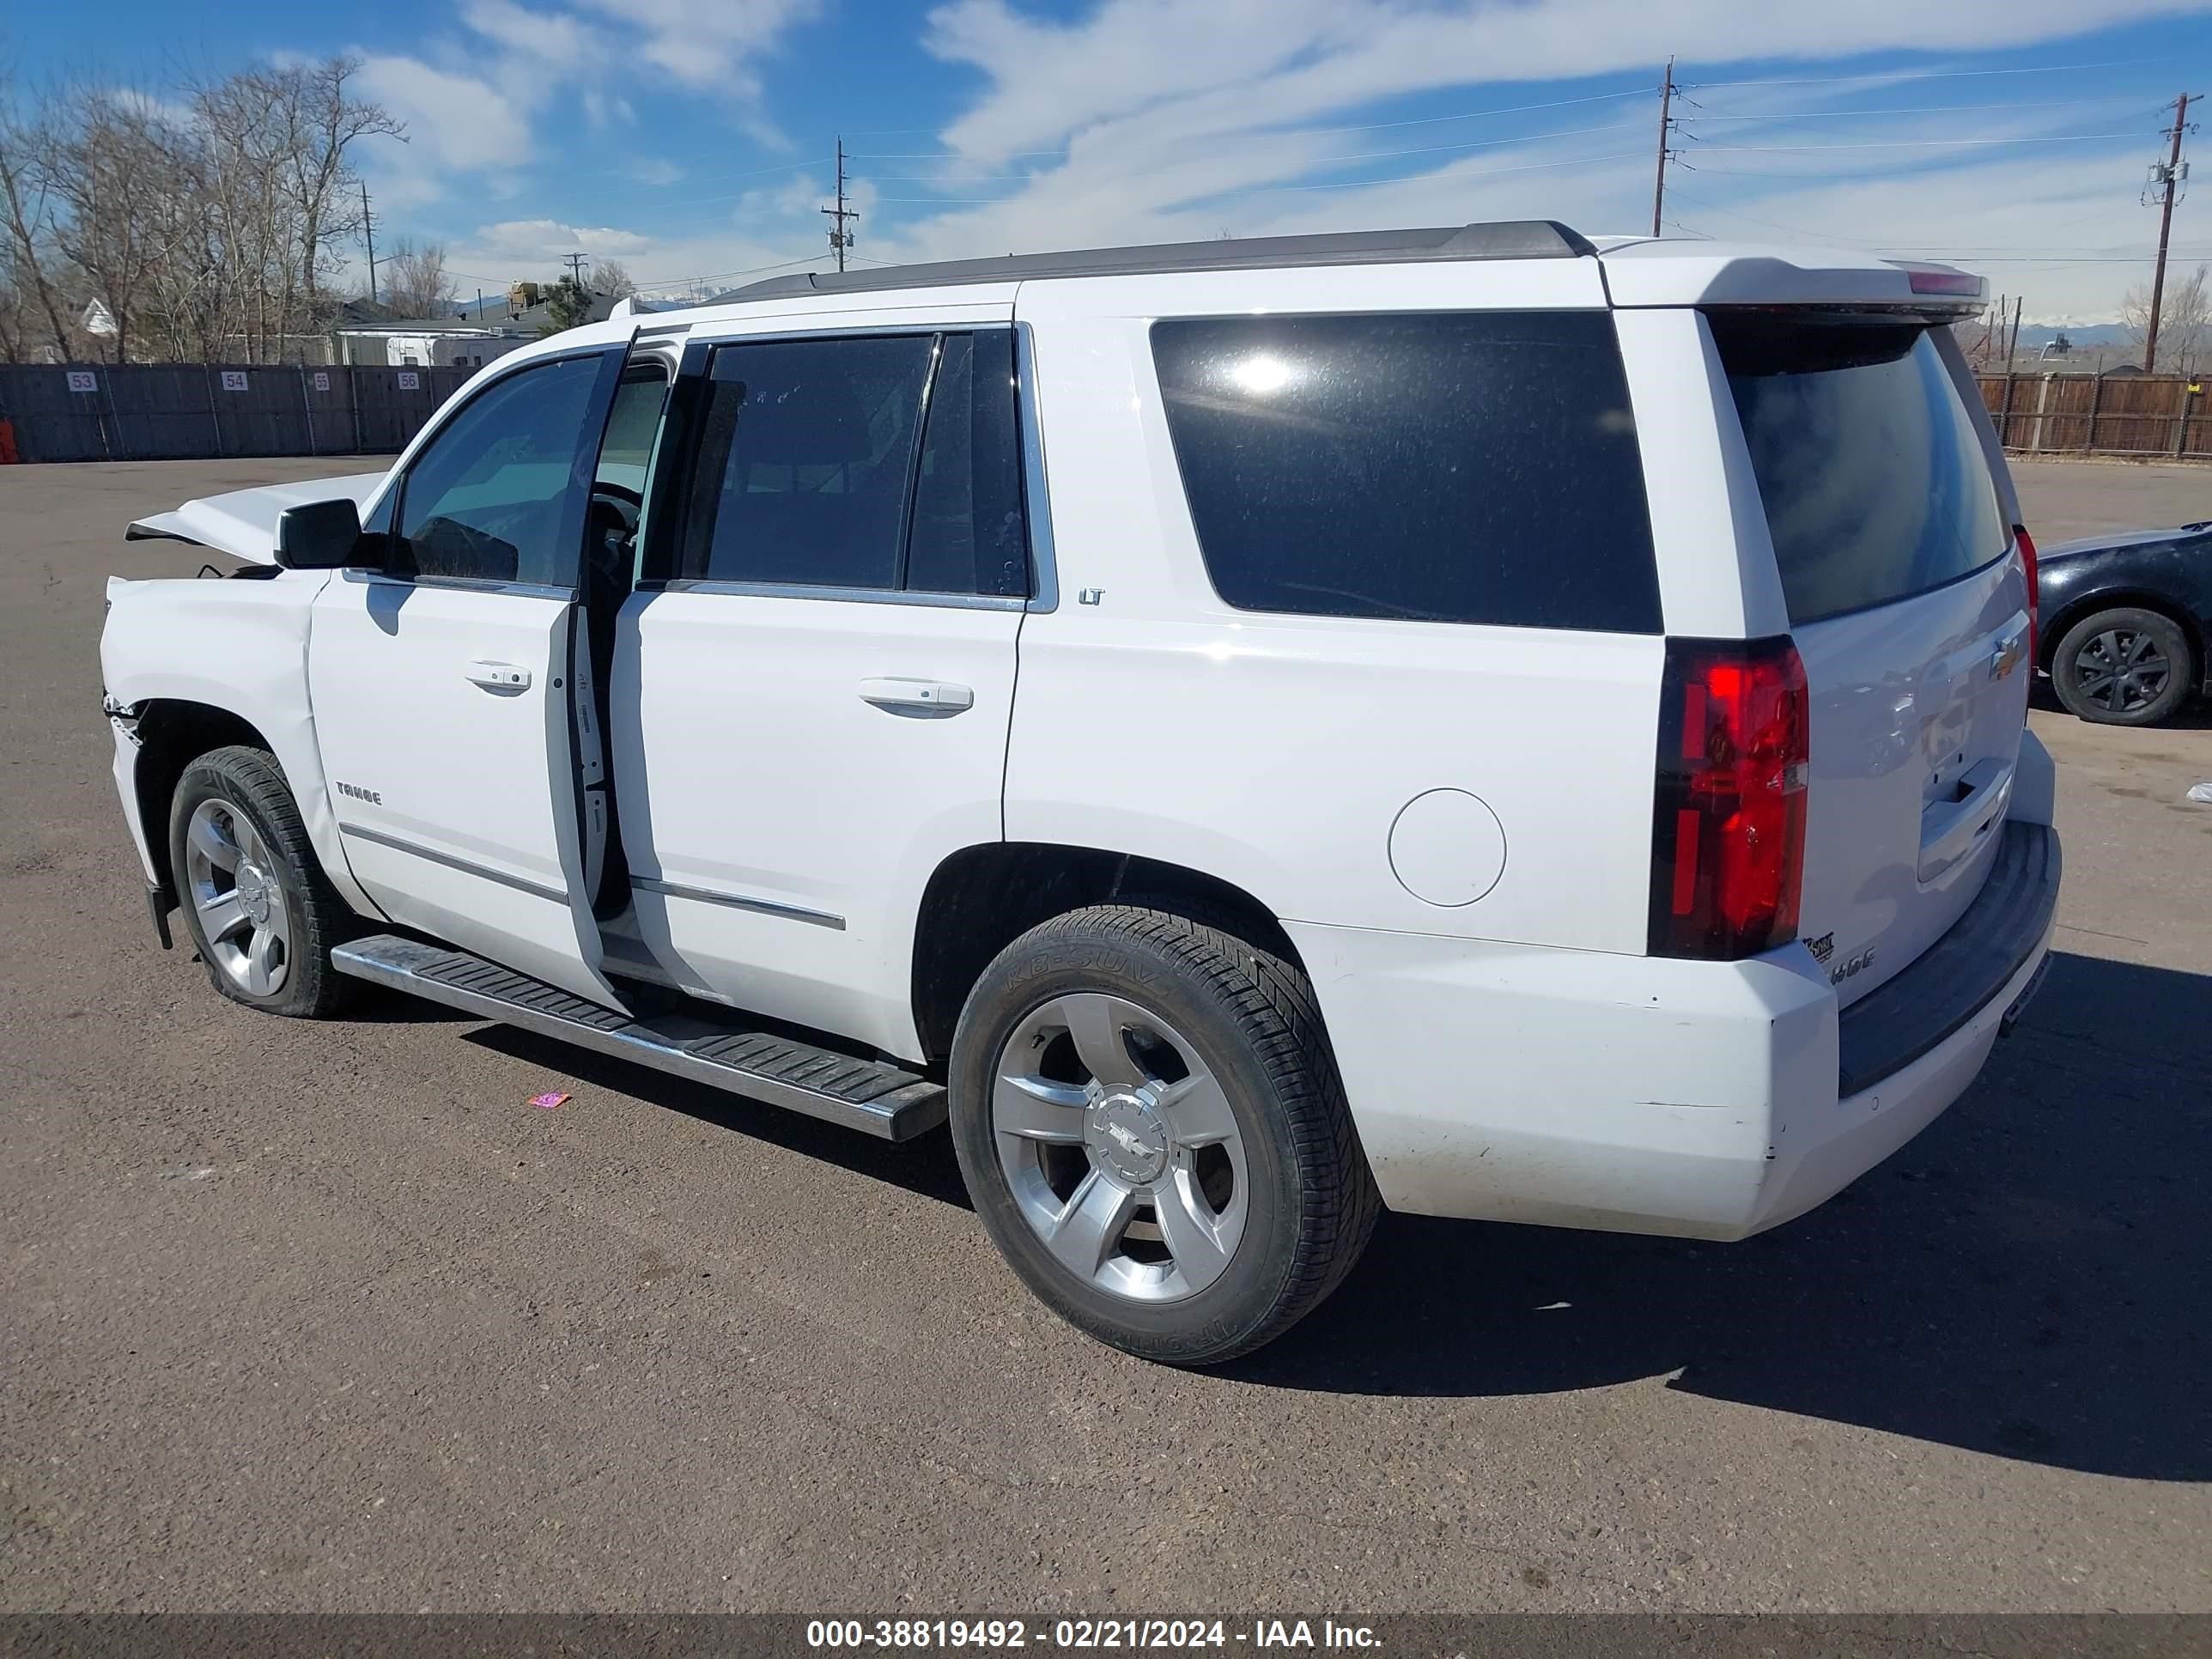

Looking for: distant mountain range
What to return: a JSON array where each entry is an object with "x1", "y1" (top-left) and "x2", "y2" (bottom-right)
[{"x1": 2000, "y1": 323, "x2": 2134, "y2": 349}]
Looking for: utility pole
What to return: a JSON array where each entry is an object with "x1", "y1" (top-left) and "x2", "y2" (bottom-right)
[
  {"x1": 1651, "y1": 58, "x2": 1676, "y2": 238},
  {"x1": 2008, "y1": 295, "x2": 2023, "y2": 367},
  {"x1": 562, "y1": 252, "x2": 588, "y2": 287},
  {"x1": 360, "y1": 181, "x2": 378, "y2": 304},
  {"x1": 822, "y1": 137, "x2": 857, "y2": 273},
  {"x1": 2143, "y1": 92, "x2": 2197, "y2": 373}
]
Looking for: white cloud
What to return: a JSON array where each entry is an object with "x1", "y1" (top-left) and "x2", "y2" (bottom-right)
[
  {"x1": 324, "y1": 0, "x2": 2211, "y2": 315},
  {"x1": 459, "y1": 0, "x2": 603, "y2": 75},
  {"x1": 471, "y1": 218, "x2": 659, "y2": 260},
  {"x1": 830, "y1": 0, "x2": 2212, "y2": 317},
  {"x1": 577, "y1": 0, "x2": 821, "y2": 92},
  {"x1": 348, "y1": 0, "x2": 813, "y2": 225},
  {"x1": 357, "y1": 56, "x2": 532, "y2": 173},
  {"x1": 925, "y1": 0, "x2": 2209, "y2": 161}
]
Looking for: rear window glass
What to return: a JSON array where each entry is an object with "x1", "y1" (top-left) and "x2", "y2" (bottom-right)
[
  {"x1": 1151, "y1": 312, "x2": 1661, "y2": 633},
  {"x1": 1712, "y1": 316, "x2": 2006, "y2": 624}
]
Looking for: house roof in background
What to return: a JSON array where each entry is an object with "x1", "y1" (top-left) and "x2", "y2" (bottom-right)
[{"x1": 331, "y1": 317, "x2": 527, "y2": 337}]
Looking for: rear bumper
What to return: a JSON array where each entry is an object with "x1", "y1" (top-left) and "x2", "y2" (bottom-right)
[
  {"x1": 1836, "y1": 820, "x2": 2060, "y2": 1096},
  {"x1": 1290, "y1": 820, "x2": 2062, "y2": 1241}
]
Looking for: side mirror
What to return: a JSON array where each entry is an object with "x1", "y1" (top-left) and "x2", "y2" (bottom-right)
[{"x1": 273, "y1": 498, "x2": 364, "y2": 570}]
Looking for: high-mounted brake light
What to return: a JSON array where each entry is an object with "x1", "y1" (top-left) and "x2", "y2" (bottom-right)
[
  {"x1": 2014, "y1": 523, "x2": 2040, "y2": 663},
  {"x1": 1900, "y1": 265, "x2": 1984, "y2": 297},
  {"x1": 1649, "y1": 636, "x2": 1810, "y2": 960}
]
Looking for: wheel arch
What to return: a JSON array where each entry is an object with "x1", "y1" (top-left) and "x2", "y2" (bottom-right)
[
  {"x1": 909, "y1": 842, "x2": 1306, "y2": 1063},
  {"x1": 2039, "y1": 586, "x2": 2206, "y2": 687},
  {"x1": 130, "y1": 701, "x2": 273, "y2": 896},
  {"x1": 120, "y1": 696, "x2": 377, "y2": 921}
]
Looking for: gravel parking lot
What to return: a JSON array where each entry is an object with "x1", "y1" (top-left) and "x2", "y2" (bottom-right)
[{"x1": 3, "y1": 455, "x2": 2208, "y2": 1613}]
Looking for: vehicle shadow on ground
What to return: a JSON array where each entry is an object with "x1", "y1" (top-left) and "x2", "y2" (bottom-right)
[
  {"x1": 459, "y1": 1023, "x2": 977, "y2": 1209},
  {"x1": 343, "y1": 994, "x2": 478, "y2": 1025},
  {"x1": 448, "y1": 953, "x2": 2207, "y2": 1482},
  {"x1": 1240, "y1": 951, "x2": 2212, "y2": 1483}
]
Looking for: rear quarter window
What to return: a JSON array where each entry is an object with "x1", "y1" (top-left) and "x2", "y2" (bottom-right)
[
  {"x1": 1151, "y1": 312, "x2": 1661, "y2": 633},
  {"x1": 1711, "y1": 315, "x2": 2007, "y2": 624}
]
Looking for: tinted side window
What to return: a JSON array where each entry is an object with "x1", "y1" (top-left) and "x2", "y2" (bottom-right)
[
  {"x1": 1152, "y1": 313, "x2": 1660, "y2": 632},
  {"x1": 907, "y1": 331, "x2": 1030, "y2": 597},
  {"x1": 393, "y1": 354, "x2": 605, "y2": 586},
  {"x1": 680, "y1": 336, "x2": 933, "y2": 588}
]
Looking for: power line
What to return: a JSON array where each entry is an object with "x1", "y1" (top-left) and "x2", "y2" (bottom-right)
[
  {"x1": 845, "y1": 59, "x2": 2156, "y2": 162},
  {"x1": 1686, "y1": 57, "x2": 2161, "y2": 91},
  {"x1": 849, "y1": 84, "x2": 1663, "y2": 161},
  {"x1": 1696, "y1": 131, "x2": 2154, "y2": 152},
  {"x1": 572, "y1": 155, "x2": 830, "y2": 188},
  {"x1": 856, "y1": 118, "x2": 1645, "y2": 185},
  {"x1": 864, "y1": 147, "x2": 1646, "y2": 204},
  {"x1": 626, "y1": 252, "x2": 829, "y2": 290},
  {"x1": 1686, "y1": 98, "x2": 2165, "y2": 121},
  {"x1": 1200, "y1": 148, "x2": 1648, "y2": 198},
  {"x1": 1627, "y1": 186, "x2": 2212, "y2": 264}
]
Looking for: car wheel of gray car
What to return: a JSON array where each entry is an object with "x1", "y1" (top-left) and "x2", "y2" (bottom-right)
[
  {"x1": 2051, "y1": 606, "x2": 2195, "y2": 726},
  {"x1": 168, "y1": 745, "x2": 358, "y2": 1018},
  {"x1": 947, "y1": 904, "x2": 1380, "y2": 1366}
]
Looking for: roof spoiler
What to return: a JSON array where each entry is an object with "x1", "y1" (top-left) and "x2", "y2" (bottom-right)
[{"x1": 718, "y1": 220, "x2": 1596, "y2": 303}]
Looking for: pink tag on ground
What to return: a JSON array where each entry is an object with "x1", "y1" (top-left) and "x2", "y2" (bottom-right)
[{"x1": 527, "y1": 1091, "x2": 569, "y2": 1110}]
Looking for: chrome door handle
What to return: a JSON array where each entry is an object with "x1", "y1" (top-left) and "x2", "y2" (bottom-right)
[
  {"x1": 465, "y1": 660, "x2": 532, "y2": 690},
  {"x1": 858, "y1": 678, "x2": 973, "y2": 715}
]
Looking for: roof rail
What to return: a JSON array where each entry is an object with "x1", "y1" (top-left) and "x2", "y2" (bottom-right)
[{"x1": 716, "y1": 221, "x2": 1595, "y2": 303}]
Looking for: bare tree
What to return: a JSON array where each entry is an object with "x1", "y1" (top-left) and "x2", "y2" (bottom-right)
[
  {"x1": 40, "y1": 87, "x2": 191, "y2": 363},
  {"x1": 2121, "y1": 264, "x2": 2210, "y2": 374},
  {"x1": 381, "y1": 238, "x2": 456, "y2": 316},
  {"x1": 0, "y1": 54, "x2": 401, "y2": 363},
  {"x1": 276, "y1": 57, "x2": 402, "y2": 318},
  {"x1": 592, "y1": 258, "x2": 636, "y2": 299},
  {"x1": 0, "y1": 78, "x2": 75, "y2": 360}
]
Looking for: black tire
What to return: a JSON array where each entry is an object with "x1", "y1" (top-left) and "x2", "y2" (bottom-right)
[
  {"x1": 167, "y1": 745, "x2": 359, "y2": 1018},
  {"x1": 2050, "y1": 606, "x2": 2196, "y2": 726},
  {"x1": 947, "y1": 904, "x2": 1379, "y2": 1366}
]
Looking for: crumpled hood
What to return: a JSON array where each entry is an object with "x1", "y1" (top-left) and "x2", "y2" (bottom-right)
[{"x1": 126, "y1": 470, "x2": 389, "y2": 562}]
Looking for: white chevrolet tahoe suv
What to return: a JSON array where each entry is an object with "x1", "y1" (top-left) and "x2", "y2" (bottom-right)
[{"x1": 101, "y1": 222, "x2": 2061, "y2": 1364}]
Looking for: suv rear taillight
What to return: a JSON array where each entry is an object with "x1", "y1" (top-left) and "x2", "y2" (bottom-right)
[
  {"x1": 1649, "y1": 636, "x2": 1809, "y2": 960},
  {"x1": 2014, "y1": 523, "x2": 2039, "y2": 661}
]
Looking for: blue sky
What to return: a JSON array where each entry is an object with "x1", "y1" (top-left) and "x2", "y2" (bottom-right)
[{"x1": 9, "y1": 0, "x2": 2211, "y2": 319}]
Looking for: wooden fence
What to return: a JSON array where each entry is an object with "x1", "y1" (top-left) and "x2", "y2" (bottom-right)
[{"x1": 1977, "y1": 371, "x2": 2211, "y2": 459}]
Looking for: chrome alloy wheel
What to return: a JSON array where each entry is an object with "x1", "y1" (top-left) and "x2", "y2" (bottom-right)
[
  {"x1": 992, "y1": 994, "x2": 1249, "y2": 1303},
  {"x1": 182, "y1": 797, "x2": 291, "y2": 997}
]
